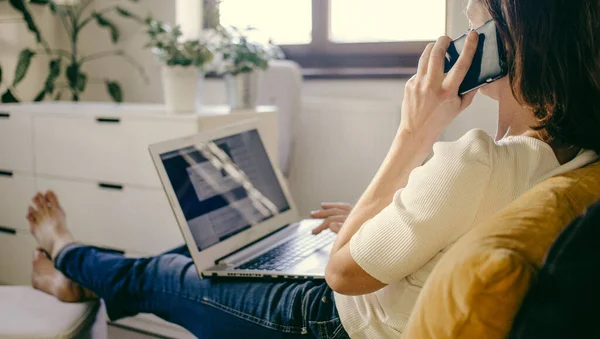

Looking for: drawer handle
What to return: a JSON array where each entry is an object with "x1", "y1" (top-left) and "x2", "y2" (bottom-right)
[
  {"x1": 95, "y1": 246, "x2": 125, "y2": 256},
  {"x1": 96, "y1": 117, "x2": 121, "y2": 124},
  {"x1": 0, "y1": 112, "x2": 10, "y2": 119},
  {"x1": 0, "y1": 226, "x2": 16, "y2": 235},
  {"x1": 0, "y1": 170, "x2": 14, "y2": 177},
  {"x1": 98, "y1": 182, "x2": 123, "y2": 190}
]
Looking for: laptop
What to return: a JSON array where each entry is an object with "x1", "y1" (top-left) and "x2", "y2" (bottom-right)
[{"x1": 149, "y1": 119, "x2": 336, "y2": 280}]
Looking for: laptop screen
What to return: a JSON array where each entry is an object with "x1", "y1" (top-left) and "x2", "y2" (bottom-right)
[{"x1": 159, "y1": 129, "x2": 291, "y2": 251}]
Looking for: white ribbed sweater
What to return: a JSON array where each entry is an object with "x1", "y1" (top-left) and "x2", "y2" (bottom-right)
[{"x1": 334, "y1": 129, "x2": 598, "y2": 338}]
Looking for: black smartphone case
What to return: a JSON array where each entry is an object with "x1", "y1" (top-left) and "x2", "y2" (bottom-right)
[{"x1": 444, "y1": 20, "x2": 508, "y2": 95}]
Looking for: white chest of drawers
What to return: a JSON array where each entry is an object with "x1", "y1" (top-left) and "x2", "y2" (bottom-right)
[
  {"x1": 0, "y1": 102, "x2": 278, "y2": 337},
  {"x1": 0, "y1": 102, "x2": 277, "y2": 279}
]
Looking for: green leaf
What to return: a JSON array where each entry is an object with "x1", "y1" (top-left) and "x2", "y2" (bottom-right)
[
  {"x1": 49, "y1": 1, "x2": 58, "y2": 13},
  {"x1": 77, "y1": 72, "x2": 88, "y2": 92},
  {"x1": 29, "y1": 0, "x2": 49, "y2": 4},
  {"x1": 106, "y1": 81, "x2": 122, "y2": 103},
  {"x1": 33, "y1": 89, "x2": 46, "y2": 102},
  {"x1": 66, "y1": 63, "x2": 87, "y2": 92},
  {"x1": 13, "y1": 49, "x2": 35, "y2": 86},
  {"x1": 66, "y1": 63, "x2": 78, "y2": 88},
  {"x1": 115, "y1": 6, "x2": 143, "y2": 24},
  {"x1": 9, "y1": 0, "x2": 42, "y2": 43},
  {"x1": 0, "y1": 65, "x2": 3, "y2": 84},
  {"x1": 93, "y1": 12, "x2": 120, "y2": 43},
  {"x1": 115, "y1": 6, "x2": 133, "y2": 18},
  {"x1": 43, "y1": 58, "x2": 61, "y2": 94},
  {"x1": 1, "y1": 90, "x2": 19, "y2": 103}
]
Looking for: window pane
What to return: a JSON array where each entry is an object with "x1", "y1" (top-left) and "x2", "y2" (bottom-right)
[
  {"x1": 219, "y1": 0, "x2": 312, "y2": 45},
  {"x1": 331, "y1": 0, "x2": 446, "y2": 43}
]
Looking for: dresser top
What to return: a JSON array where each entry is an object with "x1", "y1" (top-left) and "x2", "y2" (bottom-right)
[{"x1": 0, "y1": 102, "x2": 276, "y2": 120}]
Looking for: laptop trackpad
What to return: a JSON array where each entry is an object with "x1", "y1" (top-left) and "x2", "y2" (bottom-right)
[{"x1": 289, "y1": 245, "x2": 331, "y2": 275}]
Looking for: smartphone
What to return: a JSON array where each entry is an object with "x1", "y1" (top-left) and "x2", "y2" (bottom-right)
[{"x1": 444, "y1": 19, "x2": 508, "y2": 95}]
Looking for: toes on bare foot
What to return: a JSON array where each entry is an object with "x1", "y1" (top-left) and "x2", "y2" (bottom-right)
[
  {"x1": 28, "y1": 191, "x2": 73, "y2": 259},
  {"x1": 45, "y1": 191, "x2": 60, "y2": 208},
  {"x1": 33, "y1": 193, "x2": 47, "y2": 213},
  {"x1": 33, "y1": 192, "x2": 42, "y2": 205},
  {"x1": 27, "y1": 206, "x2": 36, "y2": 223}
]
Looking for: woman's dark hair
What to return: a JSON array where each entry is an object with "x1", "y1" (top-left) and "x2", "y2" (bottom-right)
[{"x1": 478, "y1": 0, "x2": 600, "y2": 153}]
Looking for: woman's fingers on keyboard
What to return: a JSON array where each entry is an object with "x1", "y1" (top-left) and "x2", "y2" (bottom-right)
[
  {"x1": 320, "y1": 202, "x2": 353, "y2": 212},
  {"x1": 310, "y1": 208, "x2": 350, "y2": 219},
  {"x1": 312, "y1": 215, "x2": 347, "y2": 234}
]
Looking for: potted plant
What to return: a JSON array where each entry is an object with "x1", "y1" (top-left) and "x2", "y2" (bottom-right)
[
  {"x1": 214, "y1": 27, "x2": 284, "y2": 110},
  {"x1": 0, "y1": 0, "x2": 146, "y2": 103},
  {"x1": 145, "y1": 18, "x2": 214, "y2": 113}
]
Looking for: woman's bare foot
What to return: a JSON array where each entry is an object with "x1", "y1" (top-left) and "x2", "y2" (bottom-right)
[
  {"x1": 27, "y1": 191, "x2": 74, "y2": 259},
  {"x1": 32, "y1": 249, "x2": 97, "y2": 302}
]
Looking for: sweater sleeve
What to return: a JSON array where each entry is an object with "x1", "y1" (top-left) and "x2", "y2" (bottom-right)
[{"x1": 349, "y1": 129, "x2": 493, "y2": 284}]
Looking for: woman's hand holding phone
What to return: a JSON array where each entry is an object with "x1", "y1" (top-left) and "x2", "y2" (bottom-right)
[{"x1": 399, "y1": 31, "x2": 479, "y2": 145}]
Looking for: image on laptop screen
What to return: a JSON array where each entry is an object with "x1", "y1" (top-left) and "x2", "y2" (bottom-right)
[{"x1": 159, "y1": 129, "x2": 291, "y2": 251}]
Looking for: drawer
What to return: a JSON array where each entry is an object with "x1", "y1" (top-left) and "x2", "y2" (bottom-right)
[
  {"x1": 33, "y1": 116, "x2": 197, "y2": 188},
  {"x1": 37, "y1": 177, "x2": 184, "y2": 254},
  {"x1": 0, "y1": 112, "x2": 34, "y2": 173},
  {"x1": 0, "y1": 172, "x2": 36, "y2": 231},
  {"x1": 0, "y1": 231, "x2": 37, "y2": 286}
]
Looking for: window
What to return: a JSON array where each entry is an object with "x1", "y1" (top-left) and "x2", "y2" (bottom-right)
[
  {"x1": 330, "y1": 0, "x2": 446, "y2": 43},
  {"x1": 219, "y1": 0, "x2": 446, "y2": 78},
  {"x1": 219, "y1": 0, "x2": 312, "y2": 45}
]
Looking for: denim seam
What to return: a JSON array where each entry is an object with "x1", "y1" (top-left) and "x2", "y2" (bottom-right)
[
  {"x1": 309, "y1": 318, "x2": 341, "y2": 326},
  {"x1": 199, "y1": 297, "x2": 303, "y2": 333},
  {"x1": 300, "y1": 284, "x2": 312, "y2": 333},
  {"x1": 309, "y1": 317, "x2": 342, "y2": 339},
  {"x1": 331, "y1": 323, "x2": 349, "y2": 339},
  {"x1": 288, "y1": 285, "x2": 300, "y2": 326}
]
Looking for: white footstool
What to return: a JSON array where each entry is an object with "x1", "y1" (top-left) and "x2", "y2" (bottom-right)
[{"x1": 0, "y1": 286, "x2": 107, "y2": 339}]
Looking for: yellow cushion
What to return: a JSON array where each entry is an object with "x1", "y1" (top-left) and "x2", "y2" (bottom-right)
[{"x1": 401, "y1": 161, "x2": 600, "y2": 339}]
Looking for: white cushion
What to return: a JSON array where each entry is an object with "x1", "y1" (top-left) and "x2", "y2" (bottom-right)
[
  {"x1": 0, "y1": 286, "x2": 103, "y2": 339},
  {"x1": 258, "y1": 60, "x2": 303, "y2": 176}
]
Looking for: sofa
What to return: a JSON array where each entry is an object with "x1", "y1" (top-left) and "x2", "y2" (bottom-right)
[{"x1": 401, "y1": 161, "x2": 600, "y2": 338}]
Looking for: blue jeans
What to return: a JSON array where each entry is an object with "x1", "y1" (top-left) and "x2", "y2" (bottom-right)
[{"x1": 54, "y1": 244, "x2": 349, "y2": 339}]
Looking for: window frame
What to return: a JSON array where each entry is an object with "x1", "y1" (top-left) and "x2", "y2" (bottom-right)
[{"x1": 278, "y1": 0, "x2": 446, "y2": 78}]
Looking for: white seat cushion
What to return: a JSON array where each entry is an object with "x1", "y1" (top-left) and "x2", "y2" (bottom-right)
[{"x1": 0, "y1": 286, "x2": 103, "y2": 339}]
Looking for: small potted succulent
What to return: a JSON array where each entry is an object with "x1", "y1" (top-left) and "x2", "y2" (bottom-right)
[
  {"x1": 145, "y1": 18, "x2": 214, "y2": 113},
  {"x1": 213, "y1": 27, "x2": 284, "y2": 110}
]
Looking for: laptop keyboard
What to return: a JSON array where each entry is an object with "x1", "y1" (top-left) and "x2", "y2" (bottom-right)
[{"x1": 237, "y1": 230, "x2": 336, "y2": 271}]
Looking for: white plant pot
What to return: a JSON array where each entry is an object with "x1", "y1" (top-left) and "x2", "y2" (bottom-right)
[
  {"x1": 162, "y1": 66, "x2": 204, "y2": 114},
  {"x1": 224, "y1": 71, "x2": 261, "y2": 111},
  {"x1": 54, "y1": 0, "x2": 79, "y2": 5}
]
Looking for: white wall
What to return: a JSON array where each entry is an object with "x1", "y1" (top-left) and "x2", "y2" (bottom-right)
[
  {"x1": 0, "y1": 4, "x2": 60, "y2": 100},
  {"x1": 0, "y1": 0, "x2": 498, "y2": 215},
  {"x1": 75, "y1": 0, "x2": 174, "y2": 103}
]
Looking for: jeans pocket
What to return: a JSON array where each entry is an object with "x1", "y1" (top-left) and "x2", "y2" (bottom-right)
[{"x1": 309, "y1": 318, "x2": 350, "y2": 339}]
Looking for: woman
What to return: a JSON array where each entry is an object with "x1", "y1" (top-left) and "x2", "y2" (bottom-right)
[{"x1": 26, "y1": 0, "x2": 600, "y2": 337}]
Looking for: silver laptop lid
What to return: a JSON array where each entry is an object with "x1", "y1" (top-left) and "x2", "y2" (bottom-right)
[{"x1": 150, "y1": 120, "x2": 300, "y2": 272}]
